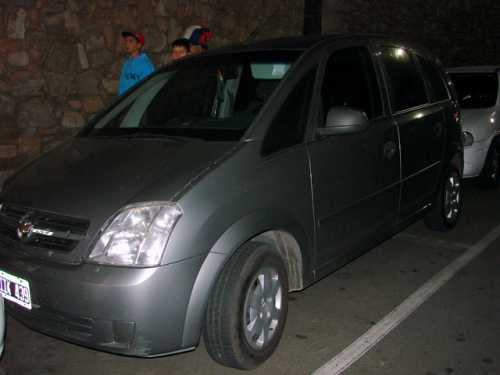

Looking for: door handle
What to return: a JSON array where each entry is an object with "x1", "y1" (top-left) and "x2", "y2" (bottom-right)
[{"x1": 383, "y1": 141, "x2": 397, "y2": 159}]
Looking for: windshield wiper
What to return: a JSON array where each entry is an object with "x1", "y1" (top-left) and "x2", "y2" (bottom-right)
[
  {"x1": 90, "y1": 131, "x2": 185, "y2": 142},
  {"x1": 113, "y1": 131, "x2": 206, "y2": 142}
]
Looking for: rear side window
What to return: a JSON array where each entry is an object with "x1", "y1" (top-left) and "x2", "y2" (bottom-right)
[
  {"x1": 321, "y1": 46, "x2": 382, "y2": 121},
  {"x1": 449, "y1": 73, "x2": 499, "y2": 109},
  {"x1": 417, "y1": 56, "x2": 449, "y2": 102},
  {"x1": 262, "y1": 68, "x2": 317, "y2": 156},
  {"x1": 380, "y1": 47, "x2": 428, "y2": 112}
]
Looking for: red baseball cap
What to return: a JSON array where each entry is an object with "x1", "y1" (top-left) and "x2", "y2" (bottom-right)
[{"x1": 122, "y1": 31, "x2": 145, "y2": 45}]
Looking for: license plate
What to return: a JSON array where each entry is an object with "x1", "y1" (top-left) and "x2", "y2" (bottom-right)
[{"x1": 0, "y1": 270, "x2": 32, "y2": 310}]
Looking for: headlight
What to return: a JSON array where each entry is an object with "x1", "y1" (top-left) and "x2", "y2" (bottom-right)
[
  {"x1": 462, "y1": 131, "x2": 474, "y2": 146},
  {"x1": 88, "y1": 202, "x2": 182, "y2": 267}
]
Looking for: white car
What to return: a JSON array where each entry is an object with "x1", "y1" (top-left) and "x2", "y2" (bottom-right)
[{"x1": 448, "y1": 66, "x2": 500, "y2": 187}]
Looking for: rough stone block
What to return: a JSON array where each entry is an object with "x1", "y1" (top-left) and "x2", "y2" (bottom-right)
[
  {"x1": 88, "y1": 48, "x2": 114, "y2": 68},
  {"x1": 167, "y1": 18, "x2": 182, "y2": 44},
  {"x1": 82, "y1": 27, "x2": 106, "y2": 51},
  {"x1": 12, "y1": 78, "x2": 46, "y2": 97},
  {"x1": 43, "y1": 12, "x2": 65, "y2": 30},
  {"x1": 0, "y1": 38, "x2": 23, "y2": 55},
  {"x1": 103, "y1": 25, "x2": 116, "y2": 50},
  {"x1": 44, "y1": 0, "x2": 66, "y2": 13},
  {"x1": 7, "y1": 8, "x2": 27, "y2": 40},
  {"x1": 18, "y1": 135, "x2": 42, "y2": 156},
  {"x1": 0, "y1": 128, "x2": 20, "y2": 140},
  {"x1": 0, "y1": 94, "x2": 16, "y2": 117},
  {"x1": 76, "y1": 71, "x2": 101, "y2": 96},
  {"x1": 102, "y1": 78, "x2": 118, "y2": 95},
  {"x1": 45, "y1": 73, "x2": 75, "y2": 97},
  {"x1": 28, "y1": 8, "x2": 42, "y2": 31},
  {"x1": 28, "y1": 31, "x2": 52, "y2": 54},
  {"x1": 15, "y1": 0, "x2": 36, "y2": 6},
  {"x1": 97, "y1": 0, "x2": 114, "y2": 9},
  {"x1": 64, "y1": 10, "x2": 81, "y2": 35},
  {"x1": 28, "y1": 48, "x2": 43, "y2": 64},
  {"x1": 68, "y1": 100, "x2": 83, "y2": 110},
  {"x1": 0, "y1": 144, "x2": 17, "y2": 159},
  {"x1": 144, "y1": 27, "x2": 168, "y2": 53},
  {"x1": 77, "y1": 43, "x2": 89, "y2": 70},
  {"x1": 7, "y1": 51, "x2": 30, "y2": 67},
  {"x1": 44, "y1": 43, "x2": 80, "y2": 73},
  {"x1": 82, "y1": 96, "x2": 104, "y2": 114},
  {"x1": 18, "y1": 99, "x2": 55, "y2": 128},
  {"x1": 62, "y1": 111, "x2": 85, "y2": 128}
]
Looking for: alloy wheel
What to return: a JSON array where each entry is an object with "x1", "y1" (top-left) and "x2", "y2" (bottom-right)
[
  {"x1": 243, "y1": 266, "x2": 283, "y2": 350},
  {"x1": 444, "y1": 174, "x2": 461, "y2": 222}
]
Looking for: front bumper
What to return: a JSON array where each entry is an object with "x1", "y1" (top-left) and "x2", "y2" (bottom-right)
[
  {"x1": 463, "y1": 138, "x2": 491, "y2": 178},
  {"x1": 0, "y1": 253, "x2": 204, "y2": 357}
]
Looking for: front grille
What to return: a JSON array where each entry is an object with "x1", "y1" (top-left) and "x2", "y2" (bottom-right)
[{"x1": 0, "y1": 203, "x2": 89, "y2": 252}]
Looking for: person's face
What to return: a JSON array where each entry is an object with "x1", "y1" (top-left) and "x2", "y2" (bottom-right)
[
  {"x1": 123, "y1": 36, "x2": 142, "y2": 56},
  {"x1": 171, "y1": 45, "x2": 188, "y2": 60},
  {"x1": 190, "y1": 45, "x2": 203, "y2": 55}
]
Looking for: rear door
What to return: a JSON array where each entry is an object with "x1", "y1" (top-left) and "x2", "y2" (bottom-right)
[
  {"x1": 378, "y1": 46, "x2": 446, "y2": 220},
  {"x1": 307, "y1": 43, "x2": 400, "y2": 272}
]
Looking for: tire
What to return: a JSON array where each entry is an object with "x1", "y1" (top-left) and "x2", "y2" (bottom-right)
[
  {"x1": 478, "y1": 145, "x2": 500, "y2": 188},
  {"x1": 204, "y1": 242, "x2": 289, "y2": 370},
  {"x1": 424, "y1": 168, "x2": 463, "y2": 231}
]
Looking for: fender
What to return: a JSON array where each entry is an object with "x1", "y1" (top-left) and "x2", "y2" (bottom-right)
[{"x1": 180, "y1": 208, "x2": 312, "y2": 348}]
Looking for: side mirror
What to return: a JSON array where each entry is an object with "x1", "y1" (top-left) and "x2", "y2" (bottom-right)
[{"x1": 316, "y1": 107, "x2": 370, "y2": 136}]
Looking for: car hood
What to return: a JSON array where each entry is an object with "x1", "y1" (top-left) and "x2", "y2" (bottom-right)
[
  {"x1": 0, "y1": 137, "x2": 236, "y2": 264},
  {"x1": 461, "y1": 108, "x2": 497, "y2": 142}
]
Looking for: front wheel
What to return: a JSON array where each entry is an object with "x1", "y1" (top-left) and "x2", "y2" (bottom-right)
[
  {"x1": 424, "y1": 168, "x2": 463, "y2": 231},
  {"x1": 204, "y1": 242, "x2": 288, "y2": 370}
]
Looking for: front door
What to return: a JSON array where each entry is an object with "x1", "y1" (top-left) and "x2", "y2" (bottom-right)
[{"x1": 308, "y1": 45, "x2": 400, "y2": 271}]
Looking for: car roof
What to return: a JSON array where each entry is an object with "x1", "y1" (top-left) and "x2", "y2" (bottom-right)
[
  {"x1": 447, "y1": 66, "x2": 500, "y2": 74},
  {"x1": 199, "y1": 33, "x2": 391, "y2": 55},
  {"x1": 164, "y1": 34, "x2": 437, "y2": 70}
]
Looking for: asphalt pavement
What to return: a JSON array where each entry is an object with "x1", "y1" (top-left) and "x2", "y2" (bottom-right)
[{"x1": 0, "y1": 181, "x2": 499, "y2": 375}]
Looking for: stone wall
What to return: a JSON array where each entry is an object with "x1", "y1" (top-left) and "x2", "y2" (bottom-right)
[
  {"x1": 323, "y1": 0, "x2": 500, "y2": 67},
  {"x1": 0, "y1": 0, "x2": 304, "y2": 173}
]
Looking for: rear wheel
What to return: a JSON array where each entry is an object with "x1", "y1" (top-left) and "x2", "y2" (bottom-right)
[
  {"x1": 478, "y1": 145, "x2": 500, "y2": 188},
  {"x1": 425, "y1": 168, "x2": 463, "y2": 231},
  {"x1": 204, "y1": 242, "x2": 288, "y2": 369}
]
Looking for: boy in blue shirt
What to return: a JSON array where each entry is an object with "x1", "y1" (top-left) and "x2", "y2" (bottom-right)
[{"x1": 118, "y1": 31, "x2": 155, "y2": 95}]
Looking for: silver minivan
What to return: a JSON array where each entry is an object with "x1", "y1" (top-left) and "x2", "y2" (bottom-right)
[{"x1": 0, "y1": 35, "x2": 463, "y2": 369}]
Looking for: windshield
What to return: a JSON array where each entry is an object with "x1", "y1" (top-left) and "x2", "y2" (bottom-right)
[
  {"x1": 80, "y1": 51, "x2": 302, "y2": 141},
  {"x1": 450, "y1": 72, "x2": 499, "y2": 109}
]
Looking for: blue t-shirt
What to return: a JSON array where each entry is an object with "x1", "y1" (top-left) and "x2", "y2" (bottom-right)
[{"x1": 118, "y1": 53, "x2": 155, "y2": 95}]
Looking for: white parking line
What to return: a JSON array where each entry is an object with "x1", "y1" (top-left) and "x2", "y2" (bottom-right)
[{"x1": 313, "y1": 223, "x2": 500, "y2": 375}]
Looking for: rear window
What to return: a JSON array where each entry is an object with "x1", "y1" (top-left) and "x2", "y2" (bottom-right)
[
  {"x1": 380, "y1": 47, "x2": 428, "y2": 112},
  {"x1": 449, "y1": 73, "x2": 499, "y2": 109},
  {"x1": 417, "y1": 56, "x2": 449, "y2": 102}
]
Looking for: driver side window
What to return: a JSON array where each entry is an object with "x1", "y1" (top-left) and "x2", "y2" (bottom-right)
[{"x1": 321, "y1": 47, "x2": 382, "y2": 124}]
